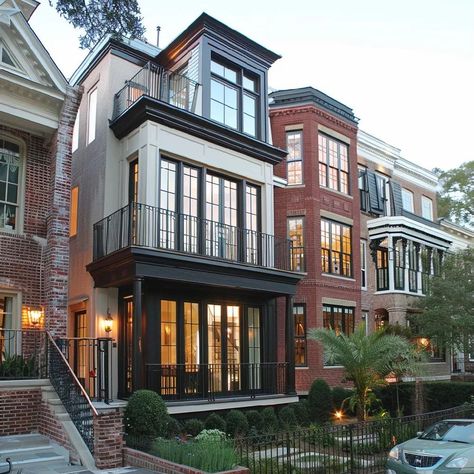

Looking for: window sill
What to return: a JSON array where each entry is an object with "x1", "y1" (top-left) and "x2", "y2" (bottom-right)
[
  {"x1": 320, "y1": 187, "x2": 353, "y2": 200},
  {"x1": 322, "y1": 273, "x2": 355, "y2": 282},
  {"x1": 323, "y1": 365, "x2": 344, "y2": 369},
  {"x1": 375, "y1": 290, "x2": 426, "y2": 297},
  {"x1": 287, "y1": 184, "x2": 306, "y2": 189},
  {"x1": 296, "y1": 366, "x2": 309, "y2": 370}
]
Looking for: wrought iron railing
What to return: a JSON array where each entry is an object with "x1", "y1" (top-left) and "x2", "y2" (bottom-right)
[
  {"x1": 145, "y1": 362, "x2": 287, "y2": 401},
  {"x1": 56, "y1": 337, "x2": 113, "y2": 403},
  {"x1": 0, "y1": 329, "x2": 48, "y2": 379},
  {"x1": 93, "y1": 202, "x2": 295, "y2": 271},
  {"x1": 48, "y1": 333, "x2": 97, "y2": 454},
  {"x1": 112, "y1": 62, "x2": 200, "y2": 120}
]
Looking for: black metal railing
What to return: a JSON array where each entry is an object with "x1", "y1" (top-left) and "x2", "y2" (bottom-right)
[
  {"x1": 48, "y1": 333, "x2": 97, "y2": 454},
  {"x1": 93, "y1": 202, "x2": 295, "y2": 271},
  {"x1": 0, "y1": 329, "x2": 48, "y2": 379},
  {"x1": 145, "y1": 362, "x2": 287, "y2": 401},
  {"x1": 236, "y1": 403, "x2": 474, "y2": 473},
  {"x1": 56, "y1": 337, "x2": 112, "y2": 403},
  {"x1": 112, "y1": 62, "x2": 200, "y2": 120}
]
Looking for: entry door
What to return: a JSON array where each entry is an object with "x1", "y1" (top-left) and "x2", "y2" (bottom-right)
[
  {"x1": 73, "y1": 311, "x2": 88, "y2": 390},
  {"x1": 207, "y1": 304, "x2": 240, "y2": 394}
]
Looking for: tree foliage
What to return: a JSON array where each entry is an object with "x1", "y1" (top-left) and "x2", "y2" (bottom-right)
[
  {"x1": 50, "y1": 0, "x2": 146, "y2": 50},
  {"x1": 308, "y1": 324, "x2": 420, "y2": 421},
  {"x1": 410, "y1": 248, "x2": 474, "y2": 353},
  {"x1": 435, "y1": 161, "x2": 474, "y2": 228}
]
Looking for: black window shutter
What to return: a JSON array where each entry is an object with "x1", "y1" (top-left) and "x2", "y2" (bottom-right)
[
  {"x1": 390, "y1": 180, "x2": 403, "y2": 216},
  {"x1": 367, "y1": 170, "x2": 383, "y2": 214}
]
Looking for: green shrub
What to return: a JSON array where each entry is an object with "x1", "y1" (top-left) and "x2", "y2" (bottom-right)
[
  {"x1": 124, "y1": 390, "x2": 169, "y2": 439},
  {"x1": 261, "y1": 407, "x2": 279, "y2": 433},
  {"x1": 151, "y1": 437, "x2": 236, "y2": 472},
  {"x1": 183, "y1": 418, "x2": 204, "y2": 437},
  {"x1": 308, "y1": 379, "x2": 333, "y2": 423},
  {"x1": 332, "y1": 387, "x2": 354, "y2": 412},
  {"x1": 225, "y1": 410, "x2": 249, "y2": 437},
  {"x1": 424, "y1": 382, "x2": 474, "y2": 411},
  {"x1": 279, "y1": 405, "x2": 297, "y2": 429},
  {"x1": 293, "y1": 399, "x2": 310, "y2": 425},
  {"x1": 205, "y1": 413, "x2": 226, "y2": 432},
  {"x1": 245, "y1": 410, "x2": 263, "y2": 432},
  {"x1": 166, "y1": 417, "x2": 182, "y2": 438},
  {"x1": 308, "y1": 424, "x2": 335, "y2": 447},
  {"x1": 0, "y1": 353, "x2": 36, "y2": 378},
  {"x1": 195, "y1": 429, "x2": 227, "y2": 442}
]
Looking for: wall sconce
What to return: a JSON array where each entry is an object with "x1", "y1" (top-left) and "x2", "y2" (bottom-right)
[
  {"x1": 28, "y1": 307, "x2": 43, "y2": 327},
  {"x1": 103, "y1": 313, "x2": 113, "y2": 334}
]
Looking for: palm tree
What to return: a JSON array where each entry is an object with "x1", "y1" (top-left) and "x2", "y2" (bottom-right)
[{"x1": 309, "y1": 323, "x2": 420, "y2": 421}]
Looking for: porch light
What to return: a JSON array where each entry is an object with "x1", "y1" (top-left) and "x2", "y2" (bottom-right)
[
  {"x1": 334, "y1": 410, "x2": 343, "y2": 421},
  {"x1": 28, "y1": 307, "x2": 43, "y2": 327},
  {"x1": 103, "y1": 313, "x2": 113, "y2": 334}
]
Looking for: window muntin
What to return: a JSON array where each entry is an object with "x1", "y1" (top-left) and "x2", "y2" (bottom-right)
[
  {"x1": 87, "y1": 88, "x2": 97, "y2": 144},
  {"x1": 288, "y1": 217, "x2": 304, "y2": 272},
  {"x1": 210, "y1": 57, "x2": 259, "y2": 138},
  {"x1": 0, "y1": 139, "x2": 20, "y2": 231},
  {"x1": 294, "y1": 304, "x2": 306, "y2": 366},
  {"x1": 401, "y1": 188, "x2": 414, "y2": 212},
  {"x1": 360, "y1": 240, "x2": 367, "y2": 289},
  {"x1": 70, "y1": 186, "x2": 78, "y2": 237},
  {"x1": 321, "y1": 219, "x2": 352, "y2": 277},
  {"x1": 318, "y1": 133, "x2": 350, "y2": 194},
  {"x1": 286, "y1": 131, "x2": 303, "y2": 185},
  {"x1": 422, "y1": 196, "x2": 433, "y2": 220}
]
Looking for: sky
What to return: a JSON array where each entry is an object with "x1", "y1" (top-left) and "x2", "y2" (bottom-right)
[{"x1": 30, "y1": 0, "x2": 474, "y2": 172}]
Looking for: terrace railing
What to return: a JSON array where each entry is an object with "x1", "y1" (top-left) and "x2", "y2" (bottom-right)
[
  {"x1": 145, "y1": 362, "x2": 287, "y2": 401},
  {"x1": 93, "y1": 202, "x2": 295, "y2": 272},
  {"x1": 112, "y1": 62, "x2": 200, "y2": 120}
]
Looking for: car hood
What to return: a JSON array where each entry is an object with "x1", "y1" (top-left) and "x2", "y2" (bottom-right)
[{"x1": 400, "y1": 438, "x2": 474, "y2": 456}]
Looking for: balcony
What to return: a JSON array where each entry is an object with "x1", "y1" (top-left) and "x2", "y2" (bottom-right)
[
  {"x1": 112, "y1": 62, "x2": 200, "y2": 121},
  {"x1": 93, "y1": 202, "x2": 295, "y2": 272}
]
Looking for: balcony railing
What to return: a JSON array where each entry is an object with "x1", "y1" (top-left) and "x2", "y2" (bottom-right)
[
  {"x1": 145, "y1": 362, "x2": 287, "y2": 401},
  {"x1": 112, "y1": 62, "x2": 200, "y2": 120},
  {"x1": 93, "y1": 202, "x2": 295, "y2": 271}
]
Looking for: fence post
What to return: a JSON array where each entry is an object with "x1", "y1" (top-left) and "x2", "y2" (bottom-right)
[
  {"x1": 349, "y1": 423, "x2": 355, "y2": 473},
  {"x1": 286, "y1": 431, "x2": 292, "y2": 471}
]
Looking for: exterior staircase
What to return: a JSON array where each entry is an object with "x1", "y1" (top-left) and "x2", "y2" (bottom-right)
[{"x1": 0, "y1": 434, "x2": 93, "y2": 473}]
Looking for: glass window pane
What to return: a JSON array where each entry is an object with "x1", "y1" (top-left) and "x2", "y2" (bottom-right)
[
  {"x1": 225, "y1": 106, "x2": 237, "y2": 129},
  {"x1": 243, "y1": 114, "x2": 256, "y2": 136},
  {"x1": 224, "y1": 86, "x2": 237, "y2": 108},
  {"x1": 211, "y1": 60, "x2": 224, "y2": 77},
  {"x1": 210, "y1": 100, "x2": 224, "y2": 124},
  {"x1": 243, "y1": 75, "x2": 256, "y2": 92},
  {"x1": 211, "y1": 79, "x2": 224, "y2": 102}
]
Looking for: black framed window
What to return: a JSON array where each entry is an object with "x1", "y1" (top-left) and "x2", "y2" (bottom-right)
[
  {"x1": 0, "y1": 138, "x2": 21, "y2": 231},
  {"x1": 128, "y1": 159, "x2": 138, "y2": 203},
  {"x1": 376, "y1": 247, "x2": 389, "y2": 291},
  {"x1": 294, "y1": 304, "x2": 306, "y2": 366},
  {"x1": 210, "y1": 58, "x2": 259, "y2": 138},
  {"x1": 408, "y1": 242, "x2": 419, "y2": 292},
  {"x1": 288, "y1": 217, "x2": 304, "y2": 272},
  {"x1": 421, "y1": 247, "x2": 432, "y2": 294},
  {"x1": 318, "y1": 133, "x2": 349, "y2": 194},
  {"x1": 321, "y1": 219, "x2": 352, "y2": 277},
  {"x1": 360, "y1": 239, "x2": 367, "y2": 289},
  {"x1": 286, "y1": 131, "x2": 303, "y2": 185},
  {"x1": 394, "y1": 238, "x2": 406, "y2": 290},
  {"x1": 358, "y1": 166, "x2": 369, "y2": 212}
]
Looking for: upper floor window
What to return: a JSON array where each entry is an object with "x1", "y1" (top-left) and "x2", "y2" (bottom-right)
[
  {"x1": 401, "y1": 188, "x2": 414, "y2": 213},
  {"x1": 321, "y1": 219, "x2": 352, "y2": 277},
  {"x1": 210, "y1": 58, "x2": 259, "y2": 138},
  {"x1": 360, "y1": 239, "x2": 367, "y2": 289},
  {"x1": 375, "y1": 173, "x2": 390, "y2": 216},
  {"x1": 294, "y1": 304, "x2": 306, "y2": 366},
  {"x1": 286, "y1": 131, "x2": 303, "y2": 185},
  {"x1": 288, "y1": 217, "x2": 305, "y2": 272},
  {"x1": 421, "y1": 196, "x2": 433, "y2": 220},
  {"x1": 72, "y1": 111, "x2": 79, "y2": 153},
  {"x1": 0, "y1": 138, "x2": 21, "y2": 232},
  {"x1": 87, "y1": 88, "x2": 97, "y2": 144},
  {"x1": 318, "y1": 133, "x2": 349, "y2": 194}
]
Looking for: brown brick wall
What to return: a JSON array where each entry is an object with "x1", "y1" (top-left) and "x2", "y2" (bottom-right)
[
  {"x1": 93, "y1": 408, "x2": 124, "y2": 469},
  {"x1": 124, "y1": 447, "x2": 250, "y2": 474},
  {"x1": 270, "y1": 105, "x2": 361, "y2": 392},
  {"x1": 0, "y1": 388, "x2": 41, "y2": 435}
]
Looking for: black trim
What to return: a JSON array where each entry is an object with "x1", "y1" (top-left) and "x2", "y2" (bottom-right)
[{"x1": 110, "y1": 97, "x2": 287, "y2": 165}]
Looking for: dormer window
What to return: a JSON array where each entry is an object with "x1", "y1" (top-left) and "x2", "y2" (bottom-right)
[
  {"x1": 210, "y1": 57, "x2": 259, "y2": 138},
  {"x1": 0, "y1": 41, "x2": 20, "y2": 70}
]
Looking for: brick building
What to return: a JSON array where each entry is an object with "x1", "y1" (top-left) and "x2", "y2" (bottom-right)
[
  {"x1": 0, "y1": 0, "x2": 80, "y2": 337},
  {"x1": 269, "y1": 87, "x2": 362, "y2": 393}
]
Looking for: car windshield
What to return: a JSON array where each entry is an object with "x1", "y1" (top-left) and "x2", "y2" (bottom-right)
[{"x1": 419, "y1": 421, "x2": 474, "y2": 443}]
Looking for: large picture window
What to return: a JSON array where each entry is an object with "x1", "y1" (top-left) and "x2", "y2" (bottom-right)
[
  {"x1": 0, "y1": 138, "x2": 21, "y2": 231},
  {"x1": 210, "y1": 58, "x2": 259, "y2": 138},
  {"x1": 318, "y1": 133, "x2": 349, "y2": 194},
  {"x1": 321, "y1": 219, "x2": 352, "y2": 277},
  {"x1": 286, "y1": 131, "x2": 303, "y2": 185}
]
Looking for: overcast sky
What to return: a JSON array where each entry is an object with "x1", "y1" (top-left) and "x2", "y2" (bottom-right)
[{"x1": 30, "y1": 0, "x2": 474, "y2": 172}]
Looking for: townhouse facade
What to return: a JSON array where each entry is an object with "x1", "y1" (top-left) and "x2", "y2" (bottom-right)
[{"x1": 68, "y1": 13, "x2": 303, "y2": 413}]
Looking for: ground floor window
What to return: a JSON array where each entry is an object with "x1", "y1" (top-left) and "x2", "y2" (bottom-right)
[{"x1": 322, "y1": 304, "x2": 355, "y2": 366}]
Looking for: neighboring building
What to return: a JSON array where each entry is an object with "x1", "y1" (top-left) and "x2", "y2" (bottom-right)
[
  {"x1": 269, "y1": 87, "x2": 362, "y2": 393},
  {"x1": 0, "y1": 0, "x2": 80, "y2": 337},
  {"x1": 68, "y1": 13, "x2": 303, "y2": 412}
]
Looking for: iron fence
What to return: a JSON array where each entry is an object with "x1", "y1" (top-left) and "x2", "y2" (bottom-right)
[
  {"x1": 112, "y1": 62, "x2": 200, "y2": 120},
  {"x1": 236, "y1": 404, "x2": 474, "y2": 473},
  {"x1": 0, "y1": 329, "x2": 48, "y2": 379},
  {"x1": 145, "y1": 362, "x2": 287, "y2": 401},
  {"x1": 93, "y1": 202, "x2": 295, "y2": 271}
]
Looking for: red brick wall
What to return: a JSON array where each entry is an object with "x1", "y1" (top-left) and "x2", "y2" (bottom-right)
[
  {"x1": 93, "y1": 408, "x2": 124, "y2": 469},
  {"x1": 271, "y1": 105, "x2": 361, "y2": 392},
  {"x1": 124, "y1": 447, "x2": 250, "y2": 474},
  {"x1": 0, "y1": 388, "x2": 41, "y2": 435}
]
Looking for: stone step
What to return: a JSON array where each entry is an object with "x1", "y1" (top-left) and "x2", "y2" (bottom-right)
[{"x1": 0, "y1": 433, "x2": 50, "y2": 453}]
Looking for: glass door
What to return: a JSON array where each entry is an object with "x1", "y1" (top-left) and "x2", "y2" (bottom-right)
[
  {"x1": 207, "y1": 304, "x2": 222, "y2": 392},
  {"x1": 73, "y1": 311, "x2": 88, "y2": 392},
  {"x1": 247, "y1": 307, "x2": 261, "y2": 390},
  {"x1": 160, "y1": 300, "x2": 177, "y2": 395},
  {"x1": 227, "y1": 306, "x2": 240, "y2": 392}
]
